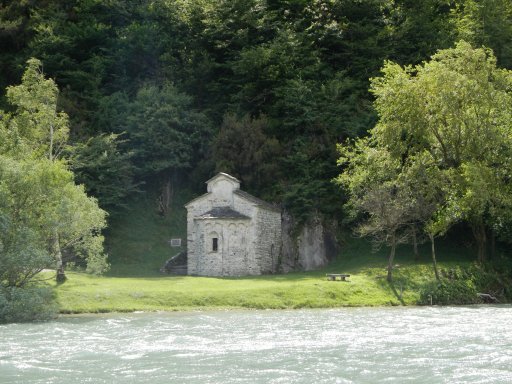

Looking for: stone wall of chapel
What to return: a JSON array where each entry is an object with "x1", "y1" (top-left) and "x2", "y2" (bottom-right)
[
  {"x1": 189, "y1": 218, "x2": 255, "y2": 276},
  {"x1": 254, "y1": 208, "x2": 282, "y2": 273},
  {"x1": 187, "y1": 177, "x2": 282, "y2": 276},
  {"x1": 232, "y1": 194, "x2": 258, "y2": 269},
  {"x1": 223, "y1": 221, "x2": 253, "y2": 275},
  {"x1": 186, "y1": 198, "x2": 210, "y2": 275},
  {"x1": 232, "y1": 194, "x2": 257, "y2": 217},
  {"x1": 195, "y1": 220, "x2": 223, "y2": 276}
]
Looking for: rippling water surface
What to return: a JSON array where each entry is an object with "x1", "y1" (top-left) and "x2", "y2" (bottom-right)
[{"x1": 1, "y1": 306, "x2": 511, "y2": 383}]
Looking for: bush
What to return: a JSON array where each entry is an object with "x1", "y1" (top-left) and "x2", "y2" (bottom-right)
[
  {"x1": 474, "y1": 259, "x2": 512, "y2": 301},
  {"x1": 419, "y1": 280, "x2": 480, "y2": 305},
  {"x1": 418, "y1": 259, "x2": 512, "y2": 305},
  {"x1": 0, "y1": 286, "x2": 58, "y2": 323}
]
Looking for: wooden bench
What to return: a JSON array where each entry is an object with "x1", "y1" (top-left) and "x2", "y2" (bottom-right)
[{"x1": 326, "y1": 274, "x2": 351, "y2": 281}]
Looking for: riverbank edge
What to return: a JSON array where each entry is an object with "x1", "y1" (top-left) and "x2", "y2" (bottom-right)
[{"x1": 56, "y1": 302, "x2": 403, "y2": 315}]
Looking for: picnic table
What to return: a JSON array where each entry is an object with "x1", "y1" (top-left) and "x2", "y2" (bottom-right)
[{"x1": 326, "y1": 273, "x2": 350, "y2": 281}]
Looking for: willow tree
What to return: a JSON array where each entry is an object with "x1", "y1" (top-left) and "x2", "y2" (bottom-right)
[{"x1": 369, "y1": 41, "x2": 512, "y2": 262}]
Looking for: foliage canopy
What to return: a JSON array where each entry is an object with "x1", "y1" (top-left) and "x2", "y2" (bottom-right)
[{"x1": 338, "y1": 42, "x2": 512, "y2": 281}]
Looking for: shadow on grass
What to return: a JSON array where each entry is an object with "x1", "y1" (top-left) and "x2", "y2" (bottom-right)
[
  {"x1": 389, "y1": 282, "x2": 406, "y2": 306},
  {"x1": 104, "y1": 237, "x2": 478, "y2": 282}
]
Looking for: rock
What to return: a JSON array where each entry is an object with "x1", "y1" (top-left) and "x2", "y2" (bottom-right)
[
  {"x1": 161, "y1": 251, "x2": 188, "y2": 275},
  {"x1": 477, "y1": 293, "x2": 499, "y2": 303},
  {"x1": 280, "y1": 211, "x2": 338, "y2": 272}
]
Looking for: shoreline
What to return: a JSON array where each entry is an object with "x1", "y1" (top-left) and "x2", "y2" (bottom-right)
[
  {"x1": 56, "y1": 302, "x2": 392, "y2": 316},
  {"x1": 55, "y1": 303, "x2": 511, "y2": 318}
]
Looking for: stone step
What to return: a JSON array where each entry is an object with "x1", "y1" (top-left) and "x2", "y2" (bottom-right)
[{"x1": 167, "y1": 265, "x2": 188, "y2": 275}]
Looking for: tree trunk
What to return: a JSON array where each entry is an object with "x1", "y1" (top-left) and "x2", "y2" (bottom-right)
[
  {"x1": 412, "y1": 225, "x2": 419, "y2": 261},
  {"x1": 429, "y1": 233, "x2": 440, "y2": 281},
  {"x1": 471, "y1": 222, "x2": 487, "y2": 263},
  {"x1": 157, "y1": 175, "x2": 173, "y2": 216},
  {"x1": 52, "y1": 232, "x2": 66, "y2": 283},
  {"x1": 490, "y1": 231, "x2": 496, "y2": 260},
  {"x1": 387, "y1": 233, "x2": 396, "y2": 282},
  {"x1": 49, "y1": 122, "x2": 54, "y2": 161}
]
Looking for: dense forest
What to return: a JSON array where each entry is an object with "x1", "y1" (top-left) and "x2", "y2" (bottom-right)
[
  {"x1": 1, "y1": 1, "x2": 512, "y2": 319},
  {"x1": 2, "y1": 0, "x2": 510, "y2": 219}
]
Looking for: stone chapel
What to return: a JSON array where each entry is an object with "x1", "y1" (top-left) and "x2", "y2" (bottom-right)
[{"x1": 185, "y1": 173, "x2": 281, "y2": 276}]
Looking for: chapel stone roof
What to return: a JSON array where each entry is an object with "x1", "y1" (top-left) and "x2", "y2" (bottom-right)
[
  {"x1": 185, "y1": 172, "x2": 281, "y2": 213},
  {"x1": 206, "y1": 172, "x2": 240, "y2": 185},
  {"x1": 234, "y1": 190, "x2": 281, "y2": 212},
  {"x1": 196, "y1": 207, "x2": 250, "y2": 220}
]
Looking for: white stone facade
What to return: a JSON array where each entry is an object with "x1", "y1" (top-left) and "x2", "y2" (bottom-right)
[{"x1": 185, "y1": 173, "x2": 281, "y2": 276}]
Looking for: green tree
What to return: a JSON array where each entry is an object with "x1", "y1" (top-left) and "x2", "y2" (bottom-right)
[
  {"x1": 385, "y1": 0, "x2": 454, "y2": 65},
  {"x1": 337, "y1": 141, "x2": 448, "y2": 281},
  {"x1": 213, "y1": 113, "x2": 281, "y2": 196},
  {"x1": 69, "y1": 133, "x2": 139, "y2": 214},
  {"x1": 337, "y1": 139, "x2": 418, "y2": 282},
  {"x1": 1, "y1": 58, "x2": 108, "y2": 282},
  {"x1": 0, "y1": 156, "x2": 106, "y2": 282},
  {"x1": 0, "y1": 159, "x2": 53, "y2": 288},
  {"x1": 401, "y1": 152, "x2": 446, "y2": 280},
  {"x1": 5, "y1": 58, "x2": 69, "y2": 161},
  {"x1": 125, "y1": 83, "x2": 212, "y2": 178},
  {"x1": 451, "y1": 0, "x2": 512, "y2": 68},
  {"x1": 369, "y1": 41, "x2": 512, "y2": 262}
]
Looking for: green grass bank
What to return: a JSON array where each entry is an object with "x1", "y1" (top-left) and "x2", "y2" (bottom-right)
[
  {"x1": 49, "y1": 189, "x2": 510, "y2": 313},
  {"x1": 51, "y1": 239, "x2": 488, "y2": 314}
]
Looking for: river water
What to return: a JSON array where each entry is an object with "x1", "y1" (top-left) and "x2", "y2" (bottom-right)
[{"x1": 1, "y1": 306, "x2": 511, "y2": 383}]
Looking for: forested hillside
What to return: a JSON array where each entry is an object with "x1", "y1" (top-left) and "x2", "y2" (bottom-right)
[
  {"x1": 1, "y1": 1, "x2": 512, "y2": 247},
  {"x1": 2, "y1": 0, "x2": 509, "y2": 219}
]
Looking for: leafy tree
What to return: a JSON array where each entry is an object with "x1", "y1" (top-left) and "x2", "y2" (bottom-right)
[
  {"x1": 125, "y1": 83, "x2": 212, "y2": 180},
  {"x1": 5, "y1": 58, "x2": 69, "y2": 161},
  {"x1": 338, "y1": 42, "x2": 512, "y2": 278},
  {"x1": 401, "y1": 152, "x2": 446, "y2": 280},
  {"x1": 213, "y1": 113, "x2": 281, "y2": 196},
  {"x1": 0, "y1": 158, "x2": 53, "y2": 288},
  {"x1": 0, "y1": 154, "x2": 96, "y2": 322},
  {"x1": 369, "y1": 41, "x2": 512, "y2": 262},
  {"x1": 451, "y1": 0, "x2": 512, "y2": 68},
  {"x1": 337, "y1": 140, "x2": 448, "y2": 281},
  {"x1": 69, "y1": 133, "x2": 139, "y2": 214},
  {"x1": 385, "y1": 0, "x2": 454, "y2": 65},
  {"x1": 0, "y1": 155, "x2": 106, "y2": 281},
  {"x1": 337, "y1": 139, "x2": 417, "y2": 282},
  {"x1": 1, "y1": 58, "x2": 108, "y2": 282}
]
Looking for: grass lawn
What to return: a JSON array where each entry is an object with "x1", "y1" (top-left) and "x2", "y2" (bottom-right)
[{"x1": 51, "y1": 238, "x2": 477, "y2": 314}]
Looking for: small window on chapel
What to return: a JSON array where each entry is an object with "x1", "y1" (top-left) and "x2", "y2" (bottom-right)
[{"x1": 212, "y1": 238, "x2": 218, "y2": 252}]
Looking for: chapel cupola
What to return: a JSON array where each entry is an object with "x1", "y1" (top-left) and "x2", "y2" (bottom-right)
[{"x1": 206, "y1": 173, "x2": 241, "y2": 204}]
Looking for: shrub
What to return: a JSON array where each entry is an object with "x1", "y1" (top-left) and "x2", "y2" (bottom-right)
[
  {"x1": 0, "y1": 286, "x2": 58, "y2": 323},
  {"x1": 455, "y1": 261, "x2": 512, "y2": 302},
  {"x1": 419, "y1": 280, "x2": 480, "y2": 305}
]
